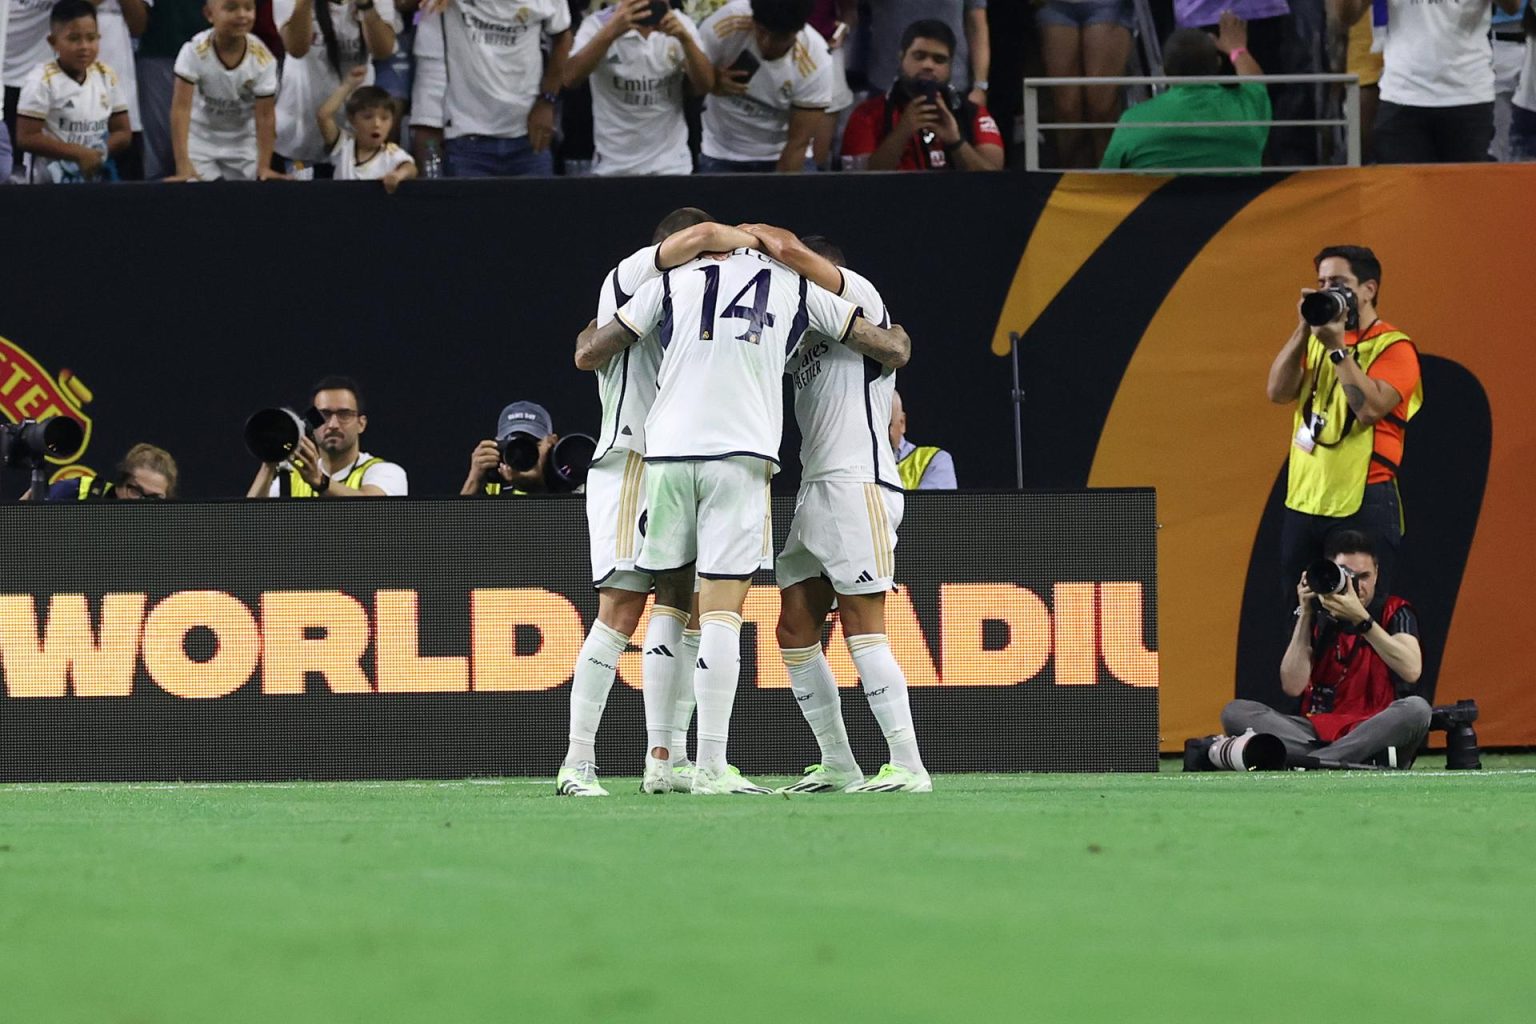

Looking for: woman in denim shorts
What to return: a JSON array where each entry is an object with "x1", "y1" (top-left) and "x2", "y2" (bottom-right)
[{"x1": 1036, "y1": 0, "x2": 1135, "y2": 167}]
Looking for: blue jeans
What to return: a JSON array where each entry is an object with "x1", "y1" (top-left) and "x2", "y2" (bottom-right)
[
  {"x1": 697, "y1": 154, "x2": 776, "y2": 173},
  {"x1": 445, "y1": 135, "x2": 553, "y2": 178}
]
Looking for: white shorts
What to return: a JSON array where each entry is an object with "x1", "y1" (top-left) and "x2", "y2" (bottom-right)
[
  {"x1": 585, "y1": 448, "x2": 649, "y2": 593},
  {"x1": 189, "y1": 138, "x2": 256, "y2": 181},
  {"x1": 776, "y1": 480, "x2": 902, "y2": 595},
  {"x1": 637, "y1": 457, "x2": 773, "y2": 580},
  {"x1": 411, "y1": 56, "x2": 446, "y2": 129}
]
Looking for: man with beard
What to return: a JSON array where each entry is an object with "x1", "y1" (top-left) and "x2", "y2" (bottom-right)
[
  {"x1": 248, "y1": 375, "x2": 408, "y2": 497},
  {"x1": 840, "y1": 18, "x2": 1003, "y2": 171}
]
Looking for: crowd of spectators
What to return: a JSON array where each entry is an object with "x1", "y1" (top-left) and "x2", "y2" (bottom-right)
[{"x1": 1, "y1": 0, "x2": 1532, "y2": 181}]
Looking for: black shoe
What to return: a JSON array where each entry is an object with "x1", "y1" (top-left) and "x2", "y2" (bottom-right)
[{"x1": 1183, "y1": 736, "x2": 1218, "y2": 772}]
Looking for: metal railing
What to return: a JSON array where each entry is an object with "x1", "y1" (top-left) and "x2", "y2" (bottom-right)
[{"x1": 1022, "y1": 73, "x2": 1361, "y2": 173}]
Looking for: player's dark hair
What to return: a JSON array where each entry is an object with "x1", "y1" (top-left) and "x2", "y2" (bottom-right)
[
  {"x1": 1324, "y1": 529, "x2": 1376, "y2": 564},
  {"x1": 1314, "y1": 245, "x2": 1383, "y2": 301},
  {"x1": 50, "y1": 0, "x2": 97, "y2": 25},
  {"x1": 801, "y1": 235, "x2": 845, "y2": 268},
  {"x1": 345, "y1": 86, "x2": 395, "y2": 121},
  {"x1": 899, "y1": 18, "x2": 955, "y2": 56},
  {"x1": 651, "y1": 207, "x2": 714, "y2": 244},
  {"x1": 751, "y1": 0, "x2": 812, "y2": 34},
  {"x1": 313, "y1": 0, "x2": 343, "y2": 77},
  {"x1": 311, "y1": 375, "x2": 366, "y2": 413},
  {"x1": 1163, "y1": 29, "x2": 1223, "y2": 78}
]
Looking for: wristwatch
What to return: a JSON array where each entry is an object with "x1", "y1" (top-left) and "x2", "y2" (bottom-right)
[
  {"x1": 973, "y1": 79, "x2": 989, "y2": 92},
  {"x1": 1328, "y1": 347, "x2": 1352, "y2": 365},
  {"x1": 1349, "y1": 617, "x2": 1374, "y2": 635},
  {"x1": 317, "y1": 474, "x2": 331, "y2": 495},
  {"x1": 537, "y1": 91, "x2": 560, "y2": 106}
]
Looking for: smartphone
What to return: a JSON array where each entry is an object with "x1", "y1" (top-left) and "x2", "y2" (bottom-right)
[
  {"x1": 637, "y1": 0, "x2": 668, "y2": 27},
  {"x1": 728, "y1": 49, "x2": 761, "y2": 79}
]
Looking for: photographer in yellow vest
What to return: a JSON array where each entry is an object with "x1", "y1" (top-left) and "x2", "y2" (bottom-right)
[
  {"x1": 890, "y1": 389, "x2": 956, "y2": 490},
  {"x1": 246, "y1": 376, "x2": 408, "y2": 498},
  {"x1": 1266, "y1": 246, "x2": 1423, "y2": 605}
]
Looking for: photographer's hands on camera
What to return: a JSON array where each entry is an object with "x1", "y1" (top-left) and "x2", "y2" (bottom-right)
[
  {"x1": 1297, "y1": 288, "x2": 1347, "y2": 351},
  {"x1": 1297, "y1": 571, "x2": 1369, "y2": 630},
  {"x1": 899, "y1": 90, "x2": 963, "y2": 147}
]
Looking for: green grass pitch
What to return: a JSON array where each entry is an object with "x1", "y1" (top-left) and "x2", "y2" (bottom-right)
[{"x1": 3, "y1": 756, "x2": 1533, "y2": 1023}]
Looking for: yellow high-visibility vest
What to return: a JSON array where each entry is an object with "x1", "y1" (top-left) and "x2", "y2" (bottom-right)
[
  {"x1": 1286, "y1": 329, "x2": 1422, "y2": 519},
  {"x1": 897, "y1": 445, "x2": 941, "y2": 491},
  {"x1": 284, "y1": 457, "x2": 383, "y2": 498}
]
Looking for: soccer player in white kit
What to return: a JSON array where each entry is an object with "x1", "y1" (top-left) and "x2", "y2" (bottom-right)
[
  {"x1": 579, "y1": 244, "x2": 911, "y2": 794},
  {"x1": 743, "y1": 224, "x2": 932, "y2": 793},
  {"x1": 556, "y1": 209, "x2": 766, "y2": 797}
]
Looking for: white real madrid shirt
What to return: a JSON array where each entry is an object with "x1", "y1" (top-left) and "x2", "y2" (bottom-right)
[
  {"x1": 616, "y1": 249, "x2": 861, "y2": 469},
  {"x1": 441, "y1": 0, "x2": 570, "y2": 140},
  {"x1": 790, "y1": 267, "x2": 901, "y2": 490},
  {"x1": 330, "y1": 134, "x2": 414, "y2": 179},
  {"x1": 16, "y1": 59, "x2": 126, "y2": 182},
  {"x1": 173, "y1": 30, "x2": 279, "y2": 156},
  {"x1": 3, "y1": 0, "x2": 55, "y2": 88},
  {"x1": 593, "y1": 242, "x2": 666, "y2": 460},
  {"x1": 697, "y1": 0, "x2": 831, "y2": 162},
  {"x1": 573, "y1": 7, "x2": 698, "y2": 176}
]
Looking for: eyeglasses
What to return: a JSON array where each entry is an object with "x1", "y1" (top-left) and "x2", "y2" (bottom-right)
[
  {"x1": 118, "y1": 479, "x2": 166, "y2": 500},
  {"x1": 315, "y1": 409, "x2": 360, "y2": 424}
]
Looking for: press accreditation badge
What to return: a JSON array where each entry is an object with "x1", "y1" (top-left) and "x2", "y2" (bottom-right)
[{"x1": 1294, "y1": 421, "x2": 1317, "y2": 454}]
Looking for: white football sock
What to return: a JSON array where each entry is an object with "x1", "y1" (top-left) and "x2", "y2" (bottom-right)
[
  {"x1": 693, "y1": 611, "x2": 743, "y2": 774},
  {"x1": 673, "y1": 628, "x2": 701, "y2": 764},
  {"x1": 642, "y1": 606, "x2": 689, "y2": 758},
  {"x1": 563, "y1": 619, "x2": 630, "y2": 766},
  {"x1": 782, "y1": 644, "x2": 858, "y2": 773},
  {"x1": 848, "y1": 633, "x2": 925, "y2": 773}
]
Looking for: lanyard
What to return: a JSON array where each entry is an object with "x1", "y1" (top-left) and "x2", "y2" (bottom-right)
[{"x1": 1302, "y1": 317, "x2": 1381, "y2": 447}]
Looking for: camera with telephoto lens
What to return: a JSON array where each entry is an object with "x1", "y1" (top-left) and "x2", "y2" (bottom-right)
[
  {"x1": 1, "y1": 417, "x2": 85, "y2": 470},
  {"x1": 497, "y1": 433, "x2": 597, "y2": 493},
  {"x1": 244, "y1": 407, "x2": 326, "y2": 463},
  {"x1": 1300, "y1": 286, "x2": 1360, "y2": 331},
  {"x1": 1305, "y1": 558, "x2": 1358, "y2": 596},
  {"x1": 1429, "y1": 699, "x2": 1482, "y2": 770}
]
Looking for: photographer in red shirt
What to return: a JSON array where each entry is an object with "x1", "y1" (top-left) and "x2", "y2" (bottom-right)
[
  {"x1": 1220, "y1": 530, "x2": 1431, "y2": 768},
  {"x1": 841, "y1": 19, "x2": 1004, "y2": 171}
]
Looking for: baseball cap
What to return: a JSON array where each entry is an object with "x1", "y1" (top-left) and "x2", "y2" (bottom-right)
[{"x1": 497, "y1": 401, "x2": 554, "y2": 442}]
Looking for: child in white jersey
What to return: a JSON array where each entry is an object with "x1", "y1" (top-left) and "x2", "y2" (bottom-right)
[
  {"x1": 14, "y1": 0, "x2": 131, "y2": 182},
  {"x1": 169, "y1": 0, "x2": 282, "y2": 180},
  {"x1": 317, "y1": 65, "x2": 416, "y2": 190}
]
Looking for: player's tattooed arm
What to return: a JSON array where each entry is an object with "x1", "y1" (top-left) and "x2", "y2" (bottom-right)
[
  {"x1": 575, "y1": 317, "x2": 636, "y2": 370},
  {"x1": 843, "y1": 319, "x2": 911, "y2": 370},
  {"x1": 737, "y1": 223, "x2": 843, "y2": 294},
  {"x1": 657, "y1": 223, "x2": 761, "y2": 269}
]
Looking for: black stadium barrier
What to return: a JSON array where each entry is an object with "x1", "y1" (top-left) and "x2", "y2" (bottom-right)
[{"x1": 0, "y1": 491, "x2": 1158, "y2": 780}]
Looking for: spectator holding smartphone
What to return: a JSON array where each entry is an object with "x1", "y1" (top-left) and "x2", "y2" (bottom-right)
[
  {"x1": 565, "y1": 0, "x2": 712, "y2": 175},
  {"x1": 697, "y1": 0, "x2": 831, "y2": 172}
]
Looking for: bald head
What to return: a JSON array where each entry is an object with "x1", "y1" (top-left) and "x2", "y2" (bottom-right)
[{"x1": 889, "y1": 390, "x2": 907, "y2": 451}]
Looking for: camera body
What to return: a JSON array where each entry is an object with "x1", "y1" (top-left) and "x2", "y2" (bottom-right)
[
  {"x1": 1429, "y1": 699, "x2": 1482, "y2": 770},
  {"x1": 637, "y1": 0, "x2": 669, "y2": 26},
  {"x1": 1300, "y1": 286, "x2": 1360, "y2": 331},
  {"x1": 911, "y1": 78, "x2": 959, "y2": 111},
  {"x1": 494, "y1": 433, "x2": 597, "y2": 493}
]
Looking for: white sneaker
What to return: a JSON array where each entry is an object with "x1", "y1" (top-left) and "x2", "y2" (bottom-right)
[
  {"x1": 777, "y1": 763, "x2": 865, "y2": 794},
  {"x1": 641, "y1": 756, "x2": 674, "y2": 794},
  {"x1": 846, "y1": 763, "x2": 932, "y2": 793},
  {"x1": 690, "y1": 764, "x2": 772, "y2": 795},
  {"x1": 668, "y1": 760, "x2": 697, "y2": 793},
  {"x1": 555, "y1": 761, "x2": 609, "y2": 797}
]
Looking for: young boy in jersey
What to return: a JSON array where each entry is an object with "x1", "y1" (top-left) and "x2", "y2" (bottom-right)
[
  {"x1": 14, "y1": 0, "x2": 131, "y2": 183},
  {"x1": 169, "y1": 0, "x2": 282, "y2": 181},
  {"x1": 317, "y1": 66, "x2": 416, "y2": 191}
]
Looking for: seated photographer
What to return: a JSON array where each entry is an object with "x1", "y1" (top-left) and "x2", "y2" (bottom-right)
[
  {"x1": 1221, "y1": 530, "x2": 1431, "y2": 769},
  {"x1": 462, "y1": 401, "x2": 560, "y2": 496},
  {"x1": 840, "y1": 18, "x2": 1004, "y2": 171},
  {"x1": 37, "y1": 443, "x2": 178, "y2": 501},
  {"x1": 247, "y1": 376, "x2": 407, "y2": 498}
]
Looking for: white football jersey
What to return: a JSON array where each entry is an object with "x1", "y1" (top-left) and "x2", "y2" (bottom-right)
[
  {"x1": 173, "y1": 31, "x2": 279, "y2": 157},
  {"x1": 697, "y1": 0, "x2": 832, "y2": 162},
  {"x1": 2, "y1": 0, "x2": 54, "y2": 88},
  {"x1": 616, "y1": 250, "x2": 861, "y2": 468},
  {"x1": 592, "y1": 242, "x2": 665, "y2": 460},
  {"x1": 95, "y1": 1, "x2": 141, "y2": 129},
  {"x1": 16, "y1": 60, "x2": 126, "y2": 183},
  {"x1": 441, "y1": 0, "x2": 570, "y2": 140},
  {"x1": 789, "y1": 267, "x2": 901, "y2": 490},
  {"x1": 330, "y1": 134, "x2": 415, "y2": 179},
  {"x1": 574, "y1": 8, "x2": 698, "y2": 176}
]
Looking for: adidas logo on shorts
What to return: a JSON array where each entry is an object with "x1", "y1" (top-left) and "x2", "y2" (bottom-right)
[{"x1": 856, "y1": 570, "x2": 875, "y2": 584}]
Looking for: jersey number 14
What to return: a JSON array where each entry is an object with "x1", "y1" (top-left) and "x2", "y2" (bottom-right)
[{"x1": 697, "y1": 266, "x2": 776, "y2": 346}]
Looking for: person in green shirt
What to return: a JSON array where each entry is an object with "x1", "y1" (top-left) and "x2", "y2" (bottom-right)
[{"x1": 1100, "y1": 12, "x2": 1270, "y2": 171}]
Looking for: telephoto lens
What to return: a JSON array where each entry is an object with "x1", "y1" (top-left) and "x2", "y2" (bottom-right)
[
  {"x1": 499, "y1": 434, "x2": 541, "y2": 472},
  {"x1": 1304, "y1": 559, "x2": 1352, "y2": 595}
]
